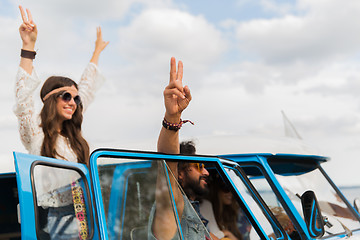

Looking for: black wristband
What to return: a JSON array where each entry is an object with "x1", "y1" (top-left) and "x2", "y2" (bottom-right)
[{"x1": 21, "y1": 49, "x2": 36, "y2": 59}]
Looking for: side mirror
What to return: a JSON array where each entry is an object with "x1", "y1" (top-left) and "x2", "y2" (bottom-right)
[
  {"x1": 354, "y1": 198, "x2": 360, "y2": 213},
  {"x1": 301, "y1": 190, "x2": 325, "y2": 238}
]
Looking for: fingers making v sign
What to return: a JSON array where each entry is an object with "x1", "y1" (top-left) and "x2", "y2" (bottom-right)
[
  {"x1": 90, "y1": 26, "x2": 110, "y2": 65},
  {"x1": 19, "y1": 5, "x2": 37, "y2": 50},
  {"x1": 163, "y1": 57, "x2": 192, "y2": 123},
  {"x1": 95, "y1": 26, "x2": 110, "y2": 53}
]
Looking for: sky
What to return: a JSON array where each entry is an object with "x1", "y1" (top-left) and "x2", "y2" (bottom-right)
[{"x1": 1, "y1": 0, "x2": 360, "y2": 187}]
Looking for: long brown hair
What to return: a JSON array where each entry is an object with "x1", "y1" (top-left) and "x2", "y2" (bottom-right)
[
  {"x1": 40, "y1": 76, "x2": 89, "y2": 164},
  {"x1": 210, "y1": 177, "x2": 243, "y2": 240}
]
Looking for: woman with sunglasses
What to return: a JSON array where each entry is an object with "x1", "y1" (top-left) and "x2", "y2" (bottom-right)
[
  {"x1": 14, "y1": 6, "x2": 108, "y2": 238},
  {"x1": 15, "y1": 5, "x2": 108, "y2": 164},
  {"x1": 200, "y1": 176, "x2": 246, "y2": 240}
]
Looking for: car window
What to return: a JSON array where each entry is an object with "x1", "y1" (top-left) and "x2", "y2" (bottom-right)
[
  {"x1": 226, "y1": 167, "x2": 287, "y2": 239},
  {"x1": 202, "y1": 165, "x2": 259, "y2": 240},
  {"x1": 95, "y1": 154, "x2": 274, "y2": 240},
  {"x1": 96, "y1": 157, "x2": 186, "y2": 240},
  {"x1": 274, "y1": 168, "x2": 360, "y2": 237},
  {"x1": 32, "y1": 164, "x2": 92, "y2": 240},
  {"x1": 0, "y1": 174, "x2": 21, "y2": 239}
]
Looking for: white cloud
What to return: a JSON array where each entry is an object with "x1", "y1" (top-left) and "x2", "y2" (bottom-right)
[
  {"x1": 259, "y1": 0, "x2": 297, "y2": 15},
  {"x1": 17, "y1": 0, "x2": 176, "y2": 22},
  {"x1": 109, "y1": 8, "x2": 228, "y2": 96},
  {"x1": 19, "y1": 0, "x2": 135, "y2": 21},
  {"x1": 117, "y1": 8, "x2": 227, "y2": 65},
  {"x1": 235, "y1": 0, "x2": 360, "y2": 64}
]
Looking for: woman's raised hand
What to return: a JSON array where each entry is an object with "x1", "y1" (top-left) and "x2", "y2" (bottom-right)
[
  {"x1": 163, "y1": 57, "x2": 192, "y2": 123},
  {"x1": 90, "y1": 26, "x2": 109, "y2": 65},
  {"x1": 95, "y1": 26, "x2": 109, "y2": 54},
  {"x1": 19, "y1": 5, "x2": 37, "y2": 50}
]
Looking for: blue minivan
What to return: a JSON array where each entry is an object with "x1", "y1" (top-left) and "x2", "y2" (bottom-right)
[{"x1": 2, "y1": 148, "x2": 360, "y2": 239}]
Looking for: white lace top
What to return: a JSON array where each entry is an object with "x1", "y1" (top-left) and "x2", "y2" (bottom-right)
[{"x1": 14, "y1": 62, "x2": 105, "y2": 207}]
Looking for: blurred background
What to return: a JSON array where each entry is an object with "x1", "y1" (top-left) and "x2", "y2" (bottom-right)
[{"x1": 1, "y1": 0, "x2": 360, "y2": 194}]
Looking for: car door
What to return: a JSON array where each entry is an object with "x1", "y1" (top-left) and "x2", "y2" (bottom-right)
[
  {"x1": 14, "y1": 149, "x2": 287, "y2": 240},
  {"x1": 89, "y1": 149, "x2": 215, "y2": 240},
  {"x1": 88, "y1": 149, "x2": 285, "y2": 240},
  {"x1": 14, "y1": 151, "x2": 100, "y2": 240}
]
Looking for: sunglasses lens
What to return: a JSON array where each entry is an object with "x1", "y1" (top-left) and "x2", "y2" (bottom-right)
[
  {"x1": 62, "y1": 92, "x2": 72, "y2": 102},
  {"x1": 74, "y1": 95, "x2": 81, "y2": 105},
  {"x1": 60, "y1": 92, "x2": 81, "y2": 105},
  {"x1": 192, "y1": 163, "x2": 205, "y2": 172}
]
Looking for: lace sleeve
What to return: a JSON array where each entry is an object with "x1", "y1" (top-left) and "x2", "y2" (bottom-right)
[
  {"x1": 13, "y1": 67, "x2": 42, "y2": 153},
  {"x1": 78, "y1": 62, "x2": 105, "y2": 112}
]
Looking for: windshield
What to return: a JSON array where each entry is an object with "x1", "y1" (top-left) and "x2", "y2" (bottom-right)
[
  {"x1": 274, "y1": 167, "x2": 360, "y2": 237},
  {"x1": 234, "y1": 161, "x2": 360, "y2": 238}
]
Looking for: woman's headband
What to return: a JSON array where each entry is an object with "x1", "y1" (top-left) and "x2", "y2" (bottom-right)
[{"x1": 42, "y1": 86, "x2": 77, "y2": 102}]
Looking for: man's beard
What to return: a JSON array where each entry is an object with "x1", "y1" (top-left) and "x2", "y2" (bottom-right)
[{"x1": 182, "y1": 174, "x2": 209, "y2": 199}]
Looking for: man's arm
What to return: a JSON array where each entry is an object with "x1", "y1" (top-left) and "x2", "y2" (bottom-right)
[{"x1": 152, "y1": 57, "x2": 192, "y2": 239}]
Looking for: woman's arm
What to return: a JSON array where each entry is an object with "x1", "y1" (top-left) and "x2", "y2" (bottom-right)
[
  {"x1": 15, "y1": 6, "x2": 42, "y2": 153},
  {"x1": 90, "y1": 27, "x2": 109, "y2": 66},
  {"x1": 78, "y1": 27, "x2": 109, "y2": 110}
]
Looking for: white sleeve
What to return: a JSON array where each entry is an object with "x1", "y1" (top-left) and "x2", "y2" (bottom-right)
[
  {"x1": 13, "y1": 67, "x2": 42, "y2": 153},
  {"x1": 77, "y1": 62, "x2": 105, "y2": 112}
]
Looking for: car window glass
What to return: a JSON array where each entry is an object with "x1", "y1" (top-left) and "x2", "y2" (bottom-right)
[
  {"x1": 96, "y1": 155, "x2": 274, "y2": 240},
  {"x1": 33, "y1": 164, "x2": 91, "y2": 240},
  {"x1": 200, "y1": 165, "x2": 256, "y2": 240},
  {"x1": 96, "y1": 157, "x2": 184, "y2": 240},
  {"x1": 0, "y1": 174, "x2": 20, "y2": 238},
  {"x1": 226, "y1": 167, "x2": 283, "y2": 239},
  {"x1": 274, "y1": 168, "x2": 360, "y2": 237},
  {"x1": 245, "y1": 165, "x2": 301, "y2": 239}
]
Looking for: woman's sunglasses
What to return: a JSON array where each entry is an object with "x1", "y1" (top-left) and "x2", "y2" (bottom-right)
[
  {"x1": 59, "y1": 92, "x2": 81, "y2": 105},
  {"x1": 220, "y1": 184, "x2": 231, "y2": 193}
]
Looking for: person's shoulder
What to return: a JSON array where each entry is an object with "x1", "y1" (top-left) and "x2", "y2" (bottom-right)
[
  {"x1": 200, "y1": 199, "x2": 212, "y2": 210},
  {"x1": 200, "y1": 199, "x2": 211, "y2": 206}
]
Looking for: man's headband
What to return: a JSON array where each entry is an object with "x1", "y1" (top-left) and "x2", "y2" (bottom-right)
[{"x1": 42, "y1": 86, "x2": 77, "y2": 102}]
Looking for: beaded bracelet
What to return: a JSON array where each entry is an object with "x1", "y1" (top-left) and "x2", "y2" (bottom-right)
[{"x1": 162, "y1": 118, "x2": 194, "y2": 131}]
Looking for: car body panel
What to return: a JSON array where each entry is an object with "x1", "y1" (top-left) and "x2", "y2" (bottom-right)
[{"x1": 8, "y1": 150, "x2": 360, "y2": 239}]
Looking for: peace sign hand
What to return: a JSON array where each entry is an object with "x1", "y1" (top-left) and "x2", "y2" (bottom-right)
[
  {"x1": 94, "y1": 26, "x2": 109, "y2": 54},
  {"x1": 163, "y1": 57, "x2": 192, "y2": 123},
  {"x1": 19, "y1": 5, "x2": 37, "y2": 50}
]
